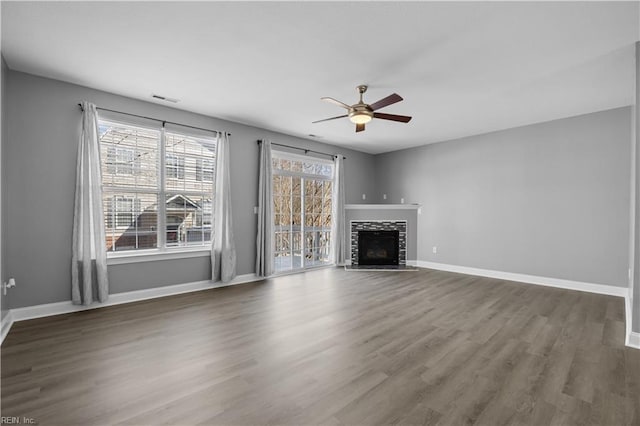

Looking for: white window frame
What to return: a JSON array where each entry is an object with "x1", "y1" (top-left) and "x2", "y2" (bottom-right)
[{"x1": 99, "y1": 119, "x2": 217, "y2": 264}]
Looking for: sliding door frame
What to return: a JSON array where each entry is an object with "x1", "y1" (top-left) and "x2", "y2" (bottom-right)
[{"x1": 272, "y1": 150, "x2": 335, "y2": 274}]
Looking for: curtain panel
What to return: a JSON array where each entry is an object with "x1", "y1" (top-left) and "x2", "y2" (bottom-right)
[
  {"x1": 211, "y1": 132, "x2": 237, "y2": 283},
  {"x1": 255, "y1": 140, "x2": 274, "y2": 277},
  {"x1": 71, "y1": 101, "x2": 109, "y2": 305},
  {"x1": 332, "y1": 155, "x2": 347, "y2": 265}
]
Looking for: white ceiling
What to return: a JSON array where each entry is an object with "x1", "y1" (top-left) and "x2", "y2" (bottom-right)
[{"x1": 2, "y1": 1, "x2": 639, "y2": 154}]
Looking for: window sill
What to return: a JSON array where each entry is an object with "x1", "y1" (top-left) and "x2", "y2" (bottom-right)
[{"x1": 107, "y1": 247, "x2": 211, "y2": 265}]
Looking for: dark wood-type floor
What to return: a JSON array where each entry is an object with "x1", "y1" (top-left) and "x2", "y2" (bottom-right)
[{"x1": 2, "y1": 268, "x2": 639, "y2": 425}]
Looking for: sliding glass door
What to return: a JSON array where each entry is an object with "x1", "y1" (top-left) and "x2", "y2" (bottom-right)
[{"x1": 272, "y1": 152, "x2": 334, "y2": 273}]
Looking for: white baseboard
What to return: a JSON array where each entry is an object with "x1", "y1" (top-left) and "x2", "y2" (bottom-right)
[
  {"x1": 1, "y1": 310, "x2": 14, "y2": 345},
  {"x1": 7, "y1": 273, "x2": 261, "y2": 326},
  {"x1": 416, "y1": 261, "x2": 628, "y2": 298},
  {"x1": 628, "y1": 332, "x2": 640, "y2": 349},
  {"x1": 626, "y1": 331, "x2": 640, "y2": 349}
]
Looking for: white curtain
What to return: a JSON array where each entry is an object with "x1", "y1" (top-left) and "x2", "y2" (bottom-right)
[
  {"x1": 72, "y1": 101, "x2": 109, "y2": 305},
  {"x1": 211, "y1": 132, "x2": 237, "y2": 283},
  {"x1": 332, "y1": 155, "x2": 347, "y2": 265},
  {"x1": 255, "y1": 140, "x2": 274, "y2": 277}
]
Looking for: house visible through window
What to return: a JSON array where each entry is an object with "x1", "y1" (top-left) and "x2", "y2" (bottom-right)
[{"x1": 99, "y1": 119, "x2": 217, "y2": 253}]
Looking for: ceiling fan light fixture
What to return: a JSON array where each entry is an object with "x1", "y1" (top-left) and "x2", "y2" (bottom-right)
[
  {"x1": 349, "y1": 110, "x2": 373, "y2": 124},
  {"x1": 349, "y1": 113, "x2": 372, "y2": 124}
]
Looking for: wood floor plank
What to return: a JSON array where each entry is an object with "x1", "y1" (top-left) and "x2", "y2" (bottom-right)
[{"x1": 2, "y1": 267, "x2": 638, "y2": 425}]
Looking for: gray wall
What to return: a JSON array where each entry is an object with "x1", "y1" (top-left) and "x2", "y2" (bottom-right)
[
  {"x1": 4, "y1": 70, "x2": 376, "y2": 309},
  {"x1": 0, "y1": 55, "x2": 6, "y2": 321},
  {"x1": 374, "y1": 107, "x2": 632, "y2": 288}
]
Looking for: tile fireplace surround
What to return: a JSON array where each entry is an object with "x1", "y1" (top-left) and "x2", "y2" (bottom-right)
[
  {"x1": 350, "y1": 220, "x2": 407, "y2": 266},
  {"x1": 344, "y1": 204, "x2": 419, "y2": 266}
]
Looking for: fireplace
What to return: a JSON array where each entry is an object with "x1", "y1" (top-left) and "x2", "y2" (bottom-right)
[
  {"x1": 358, "y1": 230, "x2": 399, "y2": 266},
  {"x1": 350, "y1": 220, "x2": 407, "y2": 266}
]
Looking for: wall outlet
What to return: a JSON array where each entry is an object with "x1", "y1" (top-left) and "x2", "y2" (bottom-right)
[
  {"x1": 400, "y1": 198, "x2": 405, "y2": 204},
  {"x1": 418, "y1": 207, "x2": 422, "y2": 215},
  {"x1": 362, "y1": 193, "x2": 366, "y2": 200},
  {"x1": 383, "y1": 194, "x2": 387, "y2": 200},
  {"x1": 432, "y1": 246, "x2": 437, "y2": 254},
  {"x1": 3, "y1": 278, "x2": 16, "y2": 296},
  {"x1": 253, "y1": 206, "x2": 258, "y2": 214}
]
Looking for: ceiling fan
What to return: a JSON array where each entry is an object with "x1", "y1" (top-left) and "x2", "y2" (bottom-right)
[{"x1": 313, "y1": 85, "x2": 412, "y2": 133}]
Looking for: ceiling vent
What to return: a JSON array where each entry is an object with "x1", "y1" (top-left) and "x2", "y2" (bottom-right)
[{"x1": 152, "y1": 94, "x2": 179, "y2": 103}]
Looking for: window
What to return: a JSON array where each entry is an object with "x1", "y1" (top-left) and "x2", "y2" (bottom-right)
[
  {"x1": 196, "y1": 158, "x2": 214, "y2": 182},
  {"x1": 114, "y1": 196, "x2": 135, "y2": 227},
  {"x1": 271, "y1": 152, "x2": 334, "y2": 273},
  {"x1": 99, "y1": 119, "x2": 216, "y2": 253},
  {"x1": 106, "y1": 147, "x2": 137, "y2": 175},
  {"x1": 166, "y1": 154, "x2": 185, "y2": 179},
  {"x1": 201, "y1": 200, "x2": 213, "y2": 226}
]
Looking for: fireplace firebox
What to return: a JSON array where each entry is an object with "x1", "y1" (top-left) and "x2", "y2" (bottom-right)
[{"x1": 358, "y1": 230, "x2": 400, "y2": 266}]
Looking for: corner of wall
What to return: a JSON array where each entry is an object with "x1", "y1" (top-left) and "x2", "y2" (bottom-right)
[{"x1": 0, "y1": 9, "x2": 6, "y2": 324}]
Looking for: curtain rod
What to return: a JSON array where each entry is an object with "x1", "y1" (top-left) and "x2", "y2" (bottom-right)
[
  {"x1": 77, "y1": 103, "x2": 228, "y2": 136},
  {"x1": 257, "y1": 140, "x2": 346, "y2": 159}
]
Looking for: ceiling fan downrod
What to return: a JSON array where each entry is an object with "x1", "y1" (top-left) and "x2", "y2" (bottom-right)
[{"x1": 357, "y1": 85, "x2": 367, "y2": 104}]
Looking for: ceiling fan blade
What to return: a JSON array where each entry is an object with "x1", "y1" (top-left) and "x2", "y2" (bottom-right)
[
  {"x1": 355, "y1": 123, "x2": 365, "y2": 133},
  {"x1": 373, "y1": 112, "x2": 412, "y2": 123},
  {"x1": 312, "y1": 114, "x2": 348, "y2": 124},
  {"x1": 369, "y1": 93, "x2": 403, "y2": 111},
  {"x1": 321, "y1": 97, "x2": 352, "y2": 109}
]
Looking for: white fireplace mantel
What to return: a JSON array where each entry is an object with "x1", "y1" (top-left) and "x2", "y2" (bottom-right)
[{"x1": 345, "y1": 204, "x2": 421, "y2": 210}]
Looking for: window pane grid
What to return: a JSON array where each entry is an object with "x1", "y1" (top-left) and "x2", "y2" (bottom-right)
[
  {"x1": 272, "y1": 153, "x2": 333, "y2": 273},
  {"x1": 103, "y1": 192, "x2": 158, "y2": 252},
  {"x1": 165, "y1": 193, "x2": 212, "y2": 248},
  {"x1": 100, "y1": 119, "x2": 216, "y2": 253},
  {"x1": 272, "y1": 156, "x2": 333, "y2": 178},
  {"x1": 100, "y1": 121, "x2": 159, "y2": 190},
  {"x1": 164, "y1": 132, "x2": 215, "y2": 249},
  {"x1": 165, "y1": 132, "x2": 216, "y2": 193},
  {"x1": 304, "y1": 179, "x2": 332, "y2": 267}
]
